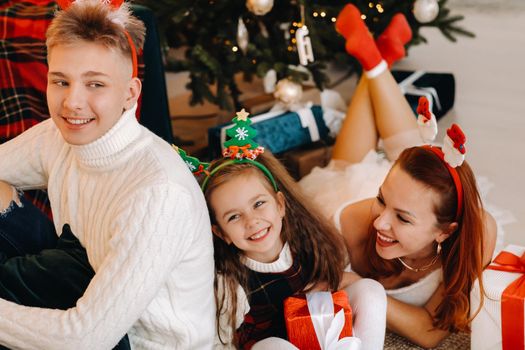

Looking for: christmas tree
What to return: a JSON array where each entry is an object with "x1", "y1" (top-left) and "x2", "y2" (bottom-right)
[{"x1": 137, "y1": 0, "x2": 473, "y2": 111}]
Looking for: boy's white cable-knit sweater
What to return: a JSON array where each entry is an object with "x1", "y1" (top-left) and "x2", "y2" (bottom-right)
[{"x1": 0, "y1": 106, "x2": 215, "y2": 350}]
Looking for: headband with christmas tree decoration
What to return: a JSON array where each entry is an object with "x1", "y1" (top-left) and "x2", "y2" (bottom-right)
[
  {"x1": 417, "y1": 96, "x2": 466, "y2": 221},
  {"x1": 172, "y1": 145, "x2": 209, "y2": 176},
  {"x1": 201, "y1": 109, "x2": 278, "y2": 192}
]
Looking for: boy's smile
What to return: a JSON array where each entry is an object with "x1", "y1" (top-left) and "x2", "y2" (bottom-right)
[{"x1": 47, "y1": 41, "x2": 140, "y2": 145}]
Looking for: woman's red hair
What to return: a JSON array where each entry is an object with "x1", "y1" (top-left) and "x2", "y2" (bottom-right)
[{"x1": 363, "y1": 146, "x2": 486, "y2": 332}]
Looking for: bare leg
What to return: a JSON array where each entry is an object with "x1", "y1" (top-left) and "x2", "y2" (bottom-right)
[
  {"x1": 367, "y1": 70, "x2": 417, "y2": 140},
  {"x1": 332, "y1": 76, "x2": 378, "y2": 163}
]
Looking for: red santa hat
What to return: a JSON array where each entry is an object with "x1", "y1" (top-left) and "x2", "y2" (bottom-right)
[
  {"x1": 446, "y1": 124, "x2": 466, "y2": 155},
  {"x1": 417, "y1": 96, "x2": 432, "y2": 122}
]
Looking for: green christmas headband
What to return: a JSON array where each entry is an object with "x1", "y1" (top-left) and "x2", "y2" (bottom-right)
[
  {"x1": 175, "y1": 109, "x2": 278, "y2": 192},
  {"x1": 173, "y1": 145, "x2": 210, "y2": 176},
  {"x1": 201, "y1": 109, "x2": 278, "y2": 192}
]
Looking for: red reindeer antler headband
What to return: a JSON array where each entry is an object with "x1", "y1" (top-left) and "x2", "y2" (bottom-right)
[
  {"x1": 421, "y1": 123, "x2": 466, "y2": 222},
  {"x1": 56, "y1": 0, "x2": 138, "y2": 78}
]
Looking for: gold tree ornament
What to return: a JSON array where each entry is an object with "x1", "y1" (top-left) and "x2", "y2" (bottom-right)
[{"x1": 246, "y1": 0, "x2": 273, "y2": 16}]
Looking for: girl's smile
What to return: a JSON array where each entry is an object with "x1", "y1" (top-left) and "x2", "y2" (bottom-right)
[{"x1": 210, "y1": 171, "x2": 286, "y2": 263}]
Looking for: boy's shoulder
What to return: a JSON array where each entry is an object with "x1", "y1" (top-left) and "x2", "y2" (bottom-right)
[{"x1": 129, "y1": 128, "x2": 202, "y2": 193}]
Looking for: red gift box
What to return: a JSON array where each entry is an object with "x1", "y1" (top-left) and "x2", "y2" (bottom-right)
[
  {"x1": 284, "y1": 291, "x2": 353, "y2": 350},
  {"x1": 486, "y1": 248, "x2": 525, "y2": 350}
]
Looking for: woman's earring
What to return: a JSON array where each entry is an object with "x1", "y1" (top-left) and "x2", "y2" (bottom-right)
[{"x1": 436, "y1": 242, "x2": 442, "y2": 255}]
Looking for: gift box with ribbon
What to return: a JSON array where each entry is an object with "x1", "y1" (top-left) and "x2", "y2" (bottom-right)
[
  {"x1": 208, "y1": 105, "x2": 330, "y2": 158},
  {"x1": 470, "y1": 244, "x2": 525, "y2": 350},
  {"x1": 392, "y1": 70, "x2": 455, "y2": 120},
  {"x1": 284, "y1": 290, "x2": 361, "y2": 350}
]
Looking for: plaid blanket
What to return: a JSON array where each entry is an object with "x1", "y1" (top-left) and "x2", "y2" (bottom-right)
[
  {"x1": 0, "y1": 1, "x2": 55, "y2": 214},
  {"x1": 0, "y1": 0, "x2": 53, "y2": 142}
]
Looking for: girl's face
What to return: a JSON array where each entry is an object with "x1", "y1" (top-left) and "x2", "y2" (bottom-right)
[
  {"x1": 210, "y1": 171, "x2": 286, "y2": 263},
  {"x1": 372, "y1": 166, "x2": 450, "y2": 261}
]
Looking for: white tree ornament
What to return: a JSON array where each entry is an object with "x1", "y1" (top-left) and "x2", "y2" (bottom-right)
[{"x1": 296, "y1": 25, "x2": 315, "y2": 66}]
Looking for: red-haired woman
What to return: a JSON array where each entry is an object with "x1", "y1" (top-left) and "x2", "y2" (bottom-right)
[{"x1": 299, "y1": 4, "x2": 497, "y2": 348}]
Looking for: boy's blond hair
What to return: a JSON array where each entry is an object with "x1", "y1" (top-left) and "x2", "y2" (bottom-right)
[{"x1": 46, "y1": 0, "x2": 145, "y2": 62}]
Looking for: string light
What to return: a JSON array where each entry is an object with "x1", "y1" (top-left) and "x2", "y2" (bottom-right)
[
  {"x1": 361, "y1": 14, "x2": 367, "y2": 20},
  {"x1": 313, "y1": 11, "x2": 318, "y2": 17},
  {"x1": 320, "y1": 11, "x2": 326, "y2": 17},
  {"x1": 331, "y1": 17, "x2": 336, "y2": 22},
  {"x1": 369, "y1": 2, "x2": 374, "y2": 8},
  {"x1": 232, "y1": 46, "x2": 238, "y2": 52},
  {"x1": 376, "y1": 4, "x2": 384, "y2": 13}
]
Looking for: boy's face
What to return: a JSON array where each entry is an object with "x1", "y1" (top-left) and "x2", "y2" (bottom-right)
[{"x1": 47, "y1": 41, "x2": 140, "y2": 145}]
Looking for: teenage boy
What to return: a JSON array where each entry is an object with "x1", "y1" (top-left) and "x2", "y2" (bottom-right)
[{"x1": 0, "y1": 1, "x2": 214, "y2": 349}]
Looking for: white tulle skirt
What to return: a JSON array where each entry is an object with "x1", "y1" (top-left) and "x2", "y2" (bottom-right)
[
  {"x1": 299, "y1": 129, "x2": 421, "y2": 220},
  {"x1": 299, "y1": 150, "x2": 392, "y2": 221}
]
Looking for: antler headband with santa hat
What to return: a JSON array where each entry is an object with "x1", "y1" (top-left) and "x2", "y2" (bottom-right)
[
  {"x1": 56, "y1": 0, "x2": 138, "y2": 78},
  {"x1": 417, "y1": 96, "x2": 466, "y2": 222}
]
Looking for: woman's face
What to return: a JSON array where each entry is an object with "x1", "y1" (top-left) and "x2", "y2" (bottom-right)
[
  {"x1": 210, "y1": 171, "x2": 286, "y2": 263},
  {"x1": 372, "y1": 166, "x2": 447, "y2": 261}
]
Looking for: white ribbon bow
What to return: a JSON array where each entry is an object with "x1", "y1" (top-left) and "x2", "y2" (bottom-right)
[
  {"x1": 306, "y1": 292, "x2": 362, "y2": 350},
  {"x1": 320, "y1": 89, "x2": 346, "y2": 138},
  {"x1": 397, "y1": 71, "x2": 442, "y2": 113},
  {"x1": 269, "y1": 101, "x2": 320, "y2": 142}
]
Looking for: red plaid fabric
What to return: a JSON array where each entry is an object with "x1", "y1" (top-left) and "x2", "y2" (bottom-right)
[
  {"x1": 0, "y1": 1, "x2": 145, "y2": 215},
  {"x1": 1, "y1": 1, "x2": 55, "y2": 213},
  {"x1": 0, "y1": 0, "x2": 53, "y2": 142}
]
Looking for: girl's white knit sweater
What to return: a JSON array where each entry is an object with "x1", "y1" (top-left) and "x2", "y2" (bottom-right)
[{"x1": 0, "y1": 106, "x2": 215, "y2": 349}]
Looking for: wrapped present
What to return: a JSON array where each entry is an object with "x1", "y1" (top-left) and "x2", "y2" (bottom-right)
[
  {"x1": 284, "y1": 291, "x2": 361, "y2": 350},
  {"x1": 208, "y1": 105, "x2": 331, "y2": 158},
  {"x1": 281, "y1": 142, "x2": 333, "y2": 180},
  {"x1": 392, "y1": 70, "x2": 455, "y2": 120},
  {"x1": 470, "y1": 245, "x2": 525, "y2": 350}
]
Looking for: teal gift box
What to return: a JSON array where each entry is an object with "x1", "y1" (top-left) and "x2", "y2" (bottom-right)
[{"x1": 208, "y1": 105, "x2": 330, "y2": 158}]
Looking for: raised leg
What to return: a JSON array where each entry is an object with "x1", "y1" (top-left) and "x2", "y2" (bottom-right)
[
  {"x1": 332, "y1": 76, "x2": 378, "y2": 163},
  {"x1": 367, "y1": 70, "x2": 418, "y2": 141}
]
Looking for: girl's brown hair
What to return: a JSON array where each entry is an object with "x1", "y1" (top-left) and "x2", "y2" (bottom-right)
[
  {"x1": 363, "y1": 146, "x2": 485, "y2": 332},
  {"x1": 46, "y1": 0, "x2": 145, "y2": 60},
  {"x1": 203, "y1": 152, "x2": 347, "y2": 345}
]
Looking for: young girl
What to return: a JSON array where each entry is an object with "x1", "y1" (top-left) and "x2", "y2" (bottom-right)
[
  {"x1": 299, "y1": 4, "x2": 497, "y2": 348},
  {"x1": 191, "y1": 111, "x2": 387, "y2": 349}
]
